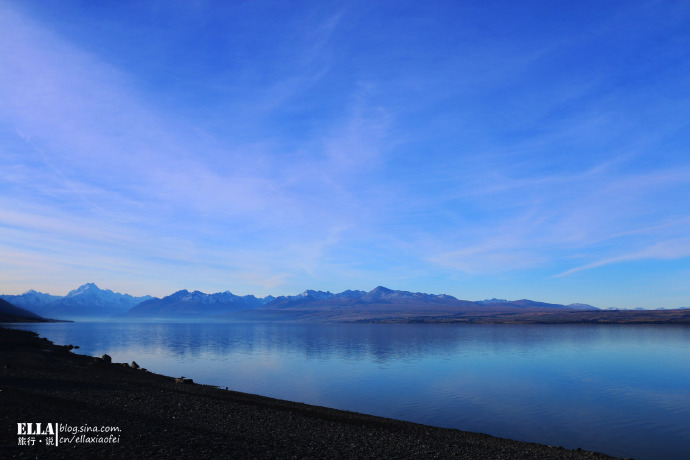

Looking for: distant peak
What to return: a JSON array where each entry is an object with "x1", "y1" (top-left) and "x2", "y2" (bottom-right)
[
  {"x1": 66, "y1": 282, "x2": 101, "y2": 297},
  {"x1": 567, "y1": 303, "x2": 599, "y2": 310},
  {"x1": 477, "y1": 298, "x2": 509, "y2": 304},
  {"x1": 299, "y1": 290, "x2": 334, "y2": 300},
  {"x1": 79, "y1": 282, "x2": 99, "y2": 291}
]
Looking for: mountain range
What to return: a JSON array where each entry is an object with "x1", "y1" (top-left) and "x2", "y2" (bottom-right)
[
  {"x1": 256, "y1": 286, "x2": 597, "y2": 311},
  {"x1": 1, "y1": 283, "x2": 599, "y2": 321},
  {"x1": 124, "y1": 289, "x2": 275, "y2": 318},
  {"x1": 1, "y1": 283, "x2": 153, "y2": 320},
  {"x1": 119, "y1": 285, "x2": 598, "y2": 320},
  {"x1": 4, "y1": 284, "x2": 689, "y2": 324}
]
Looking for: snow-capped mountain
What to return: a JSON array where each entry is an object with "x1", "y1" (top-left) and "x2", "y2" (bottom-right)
[
  {"x1": 124, "y1": 289, "x2": 274, "y2": 318},
  {"x1": 264, "y1": 286, "x2": 478, "y2": 311},
  {"x1": 1, "y1": 283, "x2": 153, "y2": 319},
  {"x1": 476, "y1": 298, "x2": 509, "y2": 305},
  {"x1": 1, "y1": 289, "x2": 61, "y2": 311},
  {"x1": 2, "y1": 284, "x2": 600, "y2": 321},
  {"x1": 260, "y1": 287, "x2": 600, "y2": 312},
  {"x1": 359, "y1": 286, "x2": 460, "y2": 304}
]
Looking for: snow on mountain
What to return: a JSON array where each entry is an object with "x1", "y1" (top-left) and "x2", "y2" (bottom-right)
[
  {"x1": 1, "y1": 283, "x2": 153, "y2": 319},
  {"x1": 264, "y1": 286, "x2": 472, "y2": 310},
  {"x1": 65, "y1": 282, "x2": 99, "y2": 297},
  {"x1": 259, "y1": 287, "x2": 600, "y2": 313},
  {"x1": 476, "y1": 298, "x2": 509, "y2": 305},
  {"x1": 1, "y1": 289, "x2": 62, "y2": 311},
  {"x1": 124, "y1": 289, "x2": 273, "y2": 318},
  {"x1": 300, "y1": 290, "x2": 334, "y2": 301},
  {"x1": 359, "y1": 286, "x2": 461, "y2": 304},
  {"x1": 1, "y1": 284, "x2": 601, "y2": 320}
]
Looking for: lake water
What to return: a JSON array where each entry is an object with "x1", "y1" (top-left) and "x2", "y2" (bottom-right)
[{"x1": 7, "y1": 322, "x2": 690, "y2": 460}]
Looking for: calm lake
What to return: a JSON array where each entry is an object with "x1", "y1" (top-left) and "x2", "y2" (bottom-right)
[{"x1": 8, "y1": 322, "x2": 690, "y2": 460}]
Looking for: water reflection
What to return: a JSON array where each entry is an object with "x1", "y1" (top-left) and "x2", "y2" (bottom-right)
[
  {"x1": 21, "y1": 321, "x2": 687, "y2": 360},
  {"x1": 7, "y1": 322, "x2": 690, "y2": 460}
]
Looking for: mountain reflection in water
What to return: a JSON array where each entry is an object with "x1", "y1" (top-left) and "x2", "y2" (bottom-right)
[{"x1": 8, "y1": 321, "x2": 690, "y2": 460}]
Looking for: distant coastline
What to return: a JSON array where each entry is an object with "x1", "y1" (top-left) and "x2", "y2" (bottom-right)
[{"x1": 349, "y1": 308, "x2": 690, "y2": 324}]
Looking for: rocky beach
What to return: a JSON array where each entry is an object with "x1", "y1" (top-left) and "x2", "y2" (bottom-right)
[{"x1": 0, "y1": 326, "x2": 622, "y2": 459}]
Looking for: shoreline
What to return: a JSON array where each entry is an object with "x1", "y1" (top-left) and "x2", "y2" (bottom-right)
[{"x1": 0, "y1": 326, "x2": 623, "y2": 459}]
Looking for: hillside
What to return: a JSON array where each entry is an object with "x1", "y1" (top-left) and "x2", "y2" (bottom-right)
[{"x1": 0, "y1": 298, "x2": 49, "y2": 322}]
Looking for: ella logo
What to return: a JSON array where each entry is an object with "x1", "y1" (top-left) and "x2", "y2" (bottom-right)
[{"x1": 17, "y1": 423, "x2": 55, "y2": 436}]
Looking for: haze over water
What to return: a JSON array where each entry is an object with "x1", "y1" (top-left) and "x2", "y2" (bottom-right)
[{"x1": 9, "y1": 321, "x2": 690, "y2": 460}]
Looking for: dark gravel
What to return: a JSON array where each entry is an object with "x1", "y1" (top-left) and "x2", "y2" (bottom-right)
[{"x1": 0, "y1": 327, "x2": 624, "y2": 459}]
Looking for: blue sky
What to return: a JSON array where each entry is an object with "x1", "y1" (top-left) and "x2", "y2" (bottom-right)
[{"x1": 1, "y1": 0, "x2": 689, "y2": 308}]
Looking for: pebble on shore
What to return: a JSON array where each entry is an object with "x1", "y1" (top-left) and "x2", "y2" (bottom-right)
[{"x1": 0, "y1": 327, "x2": 624, "y2": 459}]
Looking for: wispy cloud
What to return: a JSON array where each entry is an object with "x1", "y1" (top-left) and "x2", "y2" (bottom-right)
[
  {"x1": 0, "y1": 3, "x2": 390, "y2": 295},
  {"x1": 1, "y1": 1, "x2": 689, "y2": 307},
  {"x1": 420, "y1": 161, "x2": 690, "y2": 277},
  {"x1": 554, "y1": 238, "x2": 690, "y2": 278}
]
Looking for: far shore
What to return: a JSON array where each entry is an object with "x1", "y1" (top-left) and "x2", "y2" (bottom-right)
[
  {"x1": 349, "y1": 308, "x2": 690, "y2": 324},
  {"x1": 0, "y1": 326, "x2": 623, "y2": 459}
]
